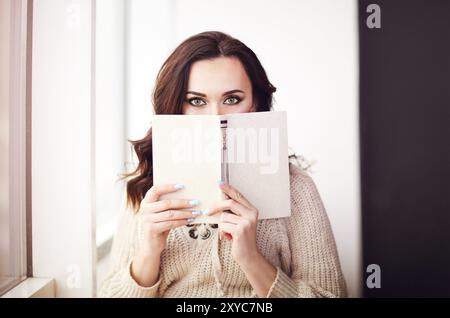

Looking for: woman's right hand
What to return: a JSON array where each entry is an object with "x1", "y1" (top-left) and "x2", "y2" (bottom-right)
[
  {"x1": 131, "y1": 183, "x2": 201, "y2": 287},
  {"x1": 138, "y1": 183, "x2": 201, "y2": 255}
]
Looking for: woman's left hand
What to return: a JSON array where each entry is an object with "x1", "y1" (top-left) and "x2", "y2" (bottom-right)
[
  {"x1": 208, "y1": 181, "x2": 278, "y2": 297},
  {"x1": 207, "y1": 182, "x2": 260, "y2": 266}
]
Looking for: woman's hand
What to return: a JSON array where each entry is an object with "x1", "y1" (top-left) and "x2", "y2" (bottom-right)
[
  {"x1": 131, "y1": 183, "x2": 200, "y2": 287},
  {"x1": 138, "y1": 183, "x2": 201, "y2": 255},
  {"x1": 207, "y1": 182, "x2": 260, "y2": 266},
  {"x1": 208, "y1": 182, "x2": 277, "y2": 298}
]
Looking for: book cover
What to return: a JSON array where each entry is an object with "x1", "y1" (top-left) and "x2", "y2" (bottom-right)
[{"x1": 152, "y1": 111, "x2": 291, "y2": 223}]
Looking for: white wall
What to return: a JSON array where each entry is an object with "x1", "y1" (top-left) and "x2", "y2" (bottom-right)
[
  {"x1": 124, "y1": 0, "x2": 173, "y2": 143},
  {"x1": 126, "y1": 0, "x2": 361, "y2": 297},
  {"x1": 94, "y1": 0, "x2": 126, "y2": 295},
  {"x1": 32, "y1": 0, "x2": 96, "y2": 297},
  {"x1": 95, "y1": 0, "x2": 125, "y2": 230}
]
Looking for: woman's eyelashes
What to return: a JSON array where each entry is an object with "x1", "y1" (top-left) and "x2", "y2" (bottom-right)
[
  {"x1": 186, "y1": 97, "x2": 206, "y2": 107},
  {"x1": 223, "y1": 95, "x2": 242, "y2": 105},
  {"x1": 186, "y1": 95, "x2": 242, "y2": 107}
]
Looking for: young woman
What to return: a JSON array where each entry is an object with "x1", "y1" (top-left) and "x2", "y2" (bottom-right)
[{"x1": 100, "y1": 31, "x2": 347, "y2": 298}]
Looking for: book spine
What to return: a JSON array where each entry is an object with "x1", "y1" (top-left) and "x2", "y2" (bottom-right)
[{"x1": 220, "y1": 120, "x2": 229, "y2": 183}]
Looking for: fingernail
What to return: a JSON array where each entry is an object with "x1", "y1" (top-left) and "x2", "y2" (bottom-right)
[
  {"x1": 218, "y1": 180, "x2": 224, "y2": 186},
  {"x1": 173, "y1": 183, "x2": 184, "y2": 190},
  {"x1": 189, "y1": 199, "x2": 200, "y2": 206},
  {"x1": 191, "y1": 210, "x2": 202, "y2": 216},
  {"x1": 202, "y1": 210, "x2": 209, "y2": 215},
  {"x1": 187, "y1": 218, "x2": 194, "y2": 223}
]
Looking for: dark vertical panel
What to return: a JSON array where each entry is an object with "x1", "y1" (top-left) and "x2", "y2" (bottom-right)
[{"x1": 359, "y1": 0, "x2": 450, "y2": 297}]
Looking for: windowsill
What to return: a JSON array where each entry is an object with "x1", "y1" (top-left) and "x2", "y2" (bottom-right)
[
  {"x1": 1, "y1": 277, "x2": 55, "y2": 298},
  {"x1": 0, "y1": 277, "x2": 26, "y2": 296}
]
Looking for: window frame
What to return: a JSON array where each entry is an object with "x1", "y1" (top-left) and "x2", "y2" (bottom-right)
[{"x1": 0, "y1": 0, "x2": 31, "y2": 297}]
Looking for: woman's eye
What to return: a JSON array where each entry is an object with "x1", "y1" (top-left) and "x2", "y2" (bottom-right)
[
  {"x1": 224, "y1": 96, "x2": 241, "y2": 105},
  {"x1": 188, "y1": 98, "x2": 206, "y2": 107}
]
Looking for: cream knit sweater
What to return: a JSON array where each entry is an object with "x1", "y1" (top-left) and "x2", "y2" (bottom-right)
[{"x1": 99, "y1": 163, "x2": 347, "y2": 298}]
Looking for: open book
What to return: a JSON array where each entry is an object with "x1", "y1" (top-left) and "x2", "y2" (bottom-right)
[{"x1": 152, "y1": 111, "x2": 291, "y2": 224}]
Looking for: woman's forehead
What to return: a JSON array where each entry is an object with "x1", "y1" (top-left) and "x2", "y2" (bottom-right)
[{"x1": 187, "y1": 56, "x2": 252, "y2": 95}]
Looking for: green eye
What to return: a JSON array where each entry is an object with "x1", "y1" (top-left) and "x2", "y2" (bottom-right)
[
  {"x1": 224, "y1": 96, "x2": 241, "y2": 105},
  {"x1": 188, "y1": 98, "x2": 206, "y2": 107}
]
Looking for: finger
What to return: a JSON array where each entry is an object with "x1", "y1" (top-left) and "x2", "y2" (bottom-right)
[
  {"x1": 207, "y1": 199, "x2": 240, "y2": 215},
  {"x1": 146, "y1": 209, "x2": 201, "y2": 222},
  {"x1": 219, "y1": 222, "x2": 237, "y2": 239},
  {"x1": 143, "y1": 183, "x2": 185, "y2": 203},
  {"x1": 207, "y1": 199, "x2": 254, "y2": 218},
  {"x1": 220, "y1": 211, "x2": 241, "y2": 225},
  {"x1": 152, "y1": 219, "x2": 190, "y2": 233},
  {"x1": 144, "y1": 198, "x2": 200, "y2": 213},
  {"x1": 218, "y1": 182, "x2": 253, "y2": 209},
  {"x1": 219, "y1": 230, "x2": 232, "y2": 241}
]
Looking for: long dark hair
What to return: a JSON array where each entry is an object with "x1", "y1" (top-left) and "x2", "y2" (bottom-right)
[{"x1": 122, "y1": 31, "x2": 277, "y2": 212}]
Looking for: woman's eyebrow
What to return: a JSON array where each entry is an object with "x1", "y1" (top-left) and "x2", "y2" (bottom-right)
[
  {"x1": 222, "y1": 89, "x2": 244, "y2": 96},
  {"x1": 186, "y1": 89, "x2": 245, "y2": 97},
  {"x1": 186, "y1": 91, "x2": 206, "y2": 97}
]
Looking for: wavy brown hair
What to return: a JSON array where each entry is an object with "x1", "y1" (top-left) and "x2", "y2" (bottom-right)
[{"x1": 122, "y1": 31, "x2": 277, "y2": 212}]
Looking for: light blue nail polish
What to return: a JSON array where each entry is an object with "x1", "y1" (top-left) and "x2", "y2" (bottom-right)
[
  {"x1": 189, "y1": 199, "x2": 200, "y2": 206},
  {"x1": 187, "y1": 218, "x2": 194, "y2": 223},
  {"x1": 191, "y1": 210, "x2": 202, "y2": 215},
  {"x1": 218, "y1": 180, "x2": 224, "y2": 186},
  {"x1": 202, "y1": 210, "x2": 209, "y2": 215},
  {"x1": 174, "y1": 183, "x2": 184, "y2": 190}
]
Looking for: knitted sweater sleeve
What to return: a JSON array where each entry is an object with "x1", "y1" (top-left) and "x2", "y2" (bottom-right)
[
  {"x1": 98, "y1": 190, "x2": 161, "y2": 298},
  {"x1": 267, "y1": 165, "x2": 348, "y2": 298}
]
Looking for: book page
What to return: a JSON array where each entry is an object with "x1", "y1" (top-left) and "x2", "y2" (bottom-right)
[
  {"x1": 152, "y1": 115, "x2": 225, "y2": 224},
  {"x1": 224, "y1": 111, "x2": 291, "y2": 219}
]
